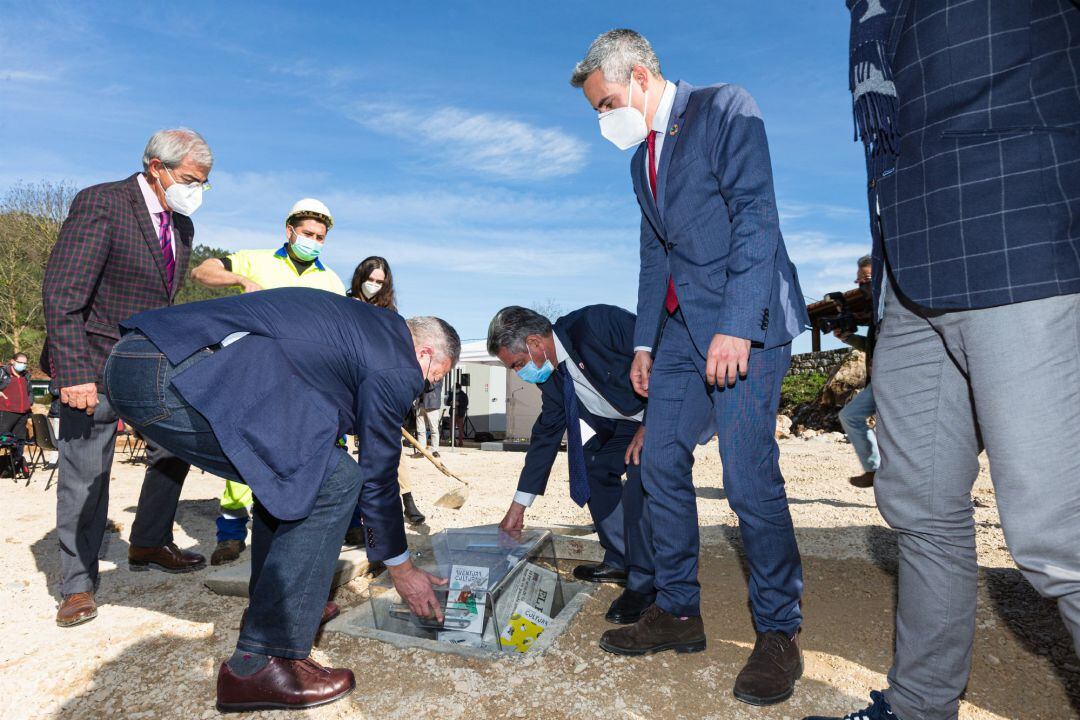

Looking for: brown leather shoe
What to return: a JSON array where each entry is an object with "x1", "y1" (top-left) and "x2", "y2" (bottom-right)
[
  {"x1": 599, "y1": 604, "x2": 706, "y2": 655},
  {"x1": 211, "y1": 539, "x2": 246, "y2": 566},
  {"x1": 216, "y1": 656, "x2": 355, "y2": 712},
  {"x1": 129, "y1": 542, "x2": 206, "y2": 573},
  {"x1": 240, "y1": 601, "x2": 340, "y2": 631},
  {"x1": 849, "y1": 471, "x2": 876, "y2": 488},
  {"x1": 56, "y1": 592, "x2": 97, "y2": 627},
  {"x1": 733, "y1": 630, "x2": 803, "y2": 706}
]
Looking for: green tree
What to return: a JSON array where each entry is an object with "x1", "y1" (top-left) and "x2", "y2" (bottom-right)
[
  {"x1": 175, "y1": 245, "x2": 241, "y2": 304},
  {"x1": 0, "y1": 181, "x2": 78, "y2": 362}
]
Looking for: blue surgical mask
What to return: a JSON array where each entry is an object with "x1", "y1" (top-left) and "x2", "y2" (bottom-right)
[
  {"x1": 290, "y1": 233, "x2": 323, "y2": 262},
  {"x1": 13, "y1": 362, "x2": 27, "y2": 373},
  {"x1": 516, "y1": 346, "x2": 554, "y2": 384}
]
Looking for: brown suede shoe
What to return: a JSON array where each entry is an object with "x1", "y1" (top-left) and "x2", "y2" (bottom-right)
[
  {"x1": 129, "y1": 542, "x2": 206, "y2": 573},
  {"x1": 56, "y1": 592, "x2": 98, "y2": 627},
  {"x1": 240, "y1": 601, "x2": 340, "y2": 631},
  {"x1": 733, "y1": 630, "x2": 803, "y2": 706},
  {"x1": 211, "y1": 539, "x2": 246, "y2": 566},
  {"x1": 216, "y1": 656, "x2": 355, "y2": 712},
  {"x1": 598, "y1": 604, "x2": 706, "y2": 655},
  {"x1": 849, "y1": 471, "x2": 875, "y2": 488}
]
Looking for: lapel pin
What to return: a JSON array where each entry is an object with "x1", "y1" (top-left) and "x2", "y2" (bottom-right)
[
  {"x1": 669, "y1": 123, "x2": 679, "y2": 136},
  {"x1": 579, "y1": 362, "x2": 585, "y2": 370}
]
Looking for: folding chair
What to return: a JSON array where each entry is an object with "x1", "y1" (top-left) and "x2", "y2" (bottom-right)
[
  {"x1": 127, "y1": 431, "x2": 147, "y2": 464},
  {"x1": 0, "y1": 434, "x2": 29, "y2": 482},
  {"x1": 29, "y1": 413, "x2": 59, "y2": 489}
]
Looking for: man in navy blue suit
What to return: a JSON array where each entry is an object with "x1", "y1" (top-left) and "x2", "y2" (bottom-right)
[
  {"x1": 488, "y1": 305, "x2": 655, "y2": 626},
  {"x1": 104, "y1": 287, "x2": 459, "y2": 713},
  {"x1": 572, "y1": 29, "x2": 810, "y2": 706}
]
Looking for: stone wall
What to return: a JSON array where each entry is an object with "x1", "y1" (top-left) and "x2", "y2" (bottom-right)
[{"x1": 787, "y1": 348, "x2": 851, "y2": 376}]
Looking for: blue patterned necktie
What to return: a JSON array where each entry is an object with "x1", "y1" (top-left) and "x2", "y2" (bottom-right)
[{"x1": 561, "y1": 362, "x2": 590, "y2": 507}]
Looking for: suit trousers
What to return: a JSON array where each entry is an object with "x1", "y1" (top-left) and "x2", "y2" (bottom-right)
[
  {"x1": 641, "y1": 312, "x2": 802, "y2": 630},
  {"x1": 55, "y1": 393, "x2": 192, "y2": 595},
  {"x1": 876, "y1": 282, "x2": 1080, "y2": 720},
  {"x1": 591, "y1": 418, "x2": 656, "y2": 595},
  {"x1": 582, "y1": 419, "x2": 655, "y2": 592}
]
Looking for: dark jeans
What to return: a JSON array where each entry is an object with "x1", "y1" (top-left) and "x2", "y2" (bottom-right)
[
  {"x1": 105, "y1": 333, "x2": 361, "y2": 658},
  {"x1": 241, "y1": 453, "x2": 360, "y2": 658},
  {"x1": 105, "y1": 334, "x2": 240, "y2": 481}
]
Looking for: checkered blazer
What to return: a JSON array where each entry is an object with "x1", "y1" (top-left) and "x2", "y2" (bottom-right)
[
  {"x1": 41, "y1": 173, "x2": 192, "y2": 389},
  {"x1": 870, "y1": 0, "x2": 1080, "y2": 310}
]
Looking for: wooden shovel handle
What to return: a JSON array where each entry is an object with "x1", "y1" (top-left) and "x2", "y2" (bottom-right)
[{"x1": 401, "y1": 427, "x2": 470, "y2": 487}]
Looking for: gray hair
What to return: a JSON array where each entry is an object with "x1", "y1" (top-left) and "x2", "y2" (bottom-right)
[
  {"x1": 142, "y1": 128, "x2": 214, "y2": 171},
  {"x1": 487, "y1": 306, "x2": 552, "y2": 356},
  {"x1": 407, "y1": 316, "x2": 461, "y2": 364},
  {"x1": 570, "y1": 28, "x2": 662, "y2": 88},
  {"x1": 857, "y1": 254, "x2": 872, "y2": 268}
]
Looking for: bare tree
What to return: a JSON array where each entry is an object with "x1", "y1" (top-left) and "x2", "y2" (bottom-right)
[
  {"x1": 0, "y1": 181, "x2": 78, "y2": 360},
  {"x1": 529, "y1": 298, "x2": 564, "y2": 322}
]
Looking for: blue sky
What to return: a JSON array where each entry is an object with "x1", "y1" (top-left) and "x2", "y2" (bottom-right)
[{"x1": 1, "y1": 1, "x2": 868, "y2": 353}]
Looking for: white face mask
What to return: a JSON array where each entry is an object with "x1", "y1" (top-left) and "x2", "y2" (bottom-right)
[
  {"x1": 162, "y1": 167, "x2": 204, "y2": 216},
  {"x1": 598, "y1": 75, "x2": 649, "y2": 150},
  {"x1": 361, "y1": 280, "x2": 384, "y2": 299}
]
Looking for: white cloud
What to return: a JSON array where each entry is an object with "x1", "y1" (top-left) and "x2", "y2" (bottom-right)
[
  {"x1": 270, "y1": 60, "x2": 358, "y2": 86},
  {"x1": 346, "y1": 102, "x2": 587, "y2": 181},
  {"x1": 784, "y1": 230, "x2": 869, "y2": 265},
  {"x1": 0, "y1": 69, "x2": 55, "y2": 83},
  {"x1": 778, "y1": 200, "x2": 862, "y2": 223}
]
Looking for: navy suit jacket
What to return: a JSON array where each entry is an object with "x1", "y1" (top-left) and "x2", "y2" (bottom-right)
[
  {"x1": 633, "y1": 81, "x2": 809, "y2": 357},
  {"x1": 868, "y1": 0, "x2": 1080, "y2": 310},
  {"x1": 121, "y1": 287, "x2": 421, "y2": 562},
  {"x1": 518, "y1": 305, "x2": 643, "y2": 498}
]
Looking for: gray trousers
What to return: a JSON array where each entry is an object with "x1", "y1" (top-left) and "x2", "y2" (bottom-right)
[
  {"x1": 875, "y1": 282, "x2": 1080, "y2": 720},
  {"x1": 56, "y1": 393, "x2": 190, "y2": 595}
]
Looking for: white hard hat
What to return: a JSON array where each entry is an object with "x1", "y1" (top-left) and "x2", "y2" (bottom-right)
[{"x1": 286, "y1": 198, "x2": 333, "y2": 229}]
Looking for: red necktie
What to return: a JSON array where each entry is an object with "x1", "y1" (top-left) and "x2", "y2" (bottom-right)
[{"x1": 647, "y1": 131, "x2": 679, "y2": 314}]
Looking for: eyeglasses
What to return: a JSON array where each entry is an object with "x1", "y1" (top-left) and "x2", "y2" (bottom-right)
[{"x1": 165, "y1": 166, "x2": 211, "y2": 192}]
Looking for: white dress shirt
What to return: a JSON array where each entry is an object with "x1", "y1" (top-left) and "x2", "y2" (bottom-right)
[
  {"x1": 136, "y1": 173, "x2": 176, "y2": 258},
  {"x1": 514, "y1": 332, "x2": 643, "y2": 508},
  {"x1": 644, "y1": 80, "x2": 678, "y2": 190},
  {"x1": 634, "y1": 80, "x2": 678, "y2": 355}
]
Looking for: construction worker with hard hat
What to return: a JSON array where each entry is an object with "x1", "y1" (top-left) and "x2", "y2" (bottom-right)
[{"x1": 191, "y1": 198, "x2": 347, "y2": 564}]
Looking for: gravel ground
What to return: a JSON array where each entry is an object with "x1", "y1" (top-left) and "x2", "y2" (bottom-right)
[{"x1": 1, "y1": 436, "x2": 1077, "y2": 719}]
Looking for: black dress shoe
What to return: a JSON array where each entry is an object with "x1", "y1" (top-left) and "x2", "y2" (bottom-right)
[
  {"x1": 733, "y1": 630, "x2": 803, "y2": 706},
  {"x1": 402, "y1": 492, "x2": 426, "y2": 525},
  {"x1": 849, "y1": 471, "x2": 875, "y2": 488},
  {"x1": 605, "y1": 588, "x2": 656, "y2": 624},
  {"x1": 572, "y1": 562, "x2": 627, "y2": 585}
]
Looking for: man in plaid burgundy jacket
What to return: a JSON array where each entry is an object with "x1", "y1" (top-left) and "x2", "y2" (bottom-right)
[{"x1": 42, "y1": 128, "x2": 214, "y2": 628}]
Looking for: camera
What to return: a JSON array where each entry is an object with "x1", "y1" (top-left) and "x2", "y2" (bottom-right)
[{"x1": 817, "y1": 292, "x2": 860, "y2": 335}]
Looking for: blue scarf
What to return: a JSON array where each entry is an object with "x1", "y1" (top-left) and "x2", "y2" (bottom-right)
[{"x1": 847, "y1": 0, "x2": 904, "y2": 157}]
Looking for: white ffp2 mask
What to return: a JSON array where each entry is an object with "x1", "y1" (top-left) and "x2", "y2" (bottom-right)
[
  {"x1": 598, "y1": 76, "x2": 649, "y2": 150},
  {"x1": 361, "y1": 281, "x2": 383, "y2": 299},
  {"x1": 162, "y1": 167, "x2": 204, "y2": 216}
]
